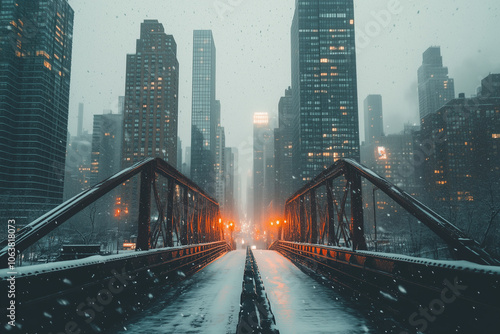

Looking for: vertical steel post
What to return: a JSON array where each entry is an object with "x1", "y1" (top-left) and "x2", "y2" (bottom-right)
[
  {"x1": 137, "y1": 162, "x2": 154, "y2": 251},
  {"x1": 193, "y1": 199, "x2": 199, "y2": 244},
  {"x1": 200, "y1": 199, "x2": 206, "y2": 243},
  {"x1": 293, "y1": 201, "x2": 299, "y2": 242},
  {"x1": 326, "y1": 180, "x2": 336, "y2": 246},
  {"x1": 310, "y1": 188, "x2": 317, "y2": 244},
  {"x1": 209, "y1": 204, "x2": 214, "y2": 242},
  {"x1": 299, "y1": 196, "x2": 306, "y2": 243},
  {"x1": 181, "y1": 187, "x2": 189, "y2": 245},
  {"x1": 165, "y1": 178, "x2": 175, "y2": 247},
  {"x1": 350, "y1": 167, "x2": 367, "y2": 250}
]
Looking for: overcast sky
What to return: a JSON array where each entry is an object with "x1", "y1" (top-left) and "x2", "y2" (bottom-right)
[{"x1": 66, "y1": 0, "x2": 500, "y2": 208}]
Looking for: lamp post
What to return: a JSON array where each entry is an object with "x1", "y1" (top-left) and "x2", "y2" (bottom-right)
[{"x1": 229, "y1": 222, "x2": 235, "y2": 249}]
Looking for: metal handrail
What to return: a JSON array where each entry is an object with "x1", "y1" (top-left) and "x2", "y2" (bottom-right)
[{"x1": 0, "y1": 158, "x2": 221, "y2": 266}]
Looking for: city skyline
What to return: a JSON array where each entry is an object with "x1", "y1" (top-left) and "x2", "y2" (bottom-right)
[
  {"x1": 64, "y1": 0, "x2": 500, "y2": 214},
  {"x1": 66, "y1": 0, "x2": 500, "y2": 145}
]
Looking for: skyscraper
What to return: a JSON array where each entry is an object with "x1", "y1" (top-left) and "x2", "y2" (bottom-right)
[
  {"x1": 253, "y1": 112, "x2": 274, "y2": 227},
  {"x1": 481, "y1": 74, "x2": 500, "y2": 98},
  {"x1": 0, "y1": 0, "x2": 74, "y2": 224},
  {"x1": 90, "y1": 112, "x2": 124, "y2": 226},
  {"x1": 364, "y1": 95, "x2": 384, "y2": 144},
  {"x1": 78, "y1": 103, "x2": 84, "y2": 138},
  {"x1": 177, "y1": 136, "x2": 182, "y2": 171},
  {"x1": 91, "y1": 112, "x2": 123, "y2": 185},
  {"x1": 417, "y1": 46, "x2": 455, "y2": 120},
  {"x1": 215, "y1": 125, "x2": 226, "y2": 206},
  {"x1": 224, "y1": 147, "x2": 237, "y2": 220},
  {"x1": 63, "y1": 131, "x2": 92, "y2": 201},
  {"x1": 274, "y1": 87, "x2": 295, "y2": 212},
  {"x1": 291, "y1": 0, "x2": 360, "y2": 184},
  {"x1": 122, "y1": 20, "x2": 179, "y2": 168},
  {"x1": 191, "y1": 30, "x2": 217, "y2": 194}
]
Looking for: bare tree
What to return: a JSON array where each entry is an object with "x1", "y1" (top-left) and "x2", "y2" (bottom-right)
[
  {"x1": 480, "y1": 184, "x2": 500, "y2": 248},
  {"x1": 74, "y1": 204, "x2": 100, "y2": 244}
]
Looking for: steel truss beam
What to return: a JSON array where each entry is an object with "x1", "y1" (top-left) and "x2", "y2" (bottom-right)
[
  {"x1": 282, "y1": 159, "x2": 499, "y2": 265},
  {"x1": 0, "y1": 158, "x2": 225, "y2": 266}
]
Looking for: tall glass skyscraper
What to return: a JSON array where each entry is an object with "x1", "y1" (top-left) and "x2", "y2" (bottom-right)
[
  {"x1": 291, "y1": 0, "x2": 360, "y2": 184},
  {"x1": 417, "y1": 46, "x2": 455, "y2": 120},
  {"x1": 0, "y1": 0, "x2": 74, "y2": 225},
  {"x1": 191, "y1": 30, "x2": 217, "y2": 194}
]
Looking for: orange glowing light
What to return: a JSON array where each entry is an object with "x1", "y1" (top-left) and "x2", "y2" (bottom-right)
[{"x1": 377, "y1": 146, "x2": 387, "y2": 160}]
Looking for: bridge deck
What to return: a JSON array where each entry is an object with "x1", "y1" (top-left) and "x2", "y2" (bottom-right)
[
  {"x1": 112, "y1": 250, "x2": 400, "y2": 333},
  {"x1": 114, "y1": 250, "x2": 245, "y2": 334},
  {"x1": 254, "y1": 250, "x2": 374, "y2": 334}
]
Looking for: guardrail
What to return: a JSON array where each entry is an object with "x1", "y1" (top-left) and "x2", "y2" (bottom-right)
[
  {"x1": 270, "y1": 240, "x2": 500, "y2": 333},
  {"x1": 282, "y1": 159, "x2": 499, "y2": 265},
  {"x1": 0, "y1": 241, "x2": 231, "y2": 333}
]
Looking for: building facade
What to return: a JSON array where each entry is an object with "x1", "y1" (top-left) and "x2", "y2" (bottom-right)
[
  {"x1": 191, "y1": 30, "x2": 217, "y2": 194},
  {"x1": 419, "y1": 91, "x2": 500, "y2": 205},
  {"x1": 253, "y1": 112, "x2": 274, "y2": 227},
  {"x1": 274, "y1": 87, "x2": 295, "y2": 213},
  {"x1": 291, "y1": 0, "x2": 360, "y2": 184},
  {"x1": 177, "y1": 136, "x2": 182, "y2": 171},
  {"x1": 364, "y1": 95, "x2": 384, "y2": 144},
  {"x1": 361, "y1": 128, "x2": 417, "y2": 191},
  {"x1": 417, "y1": 46, "x2": 455, "y2": 120},
  {"x1": 91, "y1": 113, "x2": 123, "y2": 185},
  {"x1": 215, "y1": 125, "x2": 226, "y2": 206},
  {"x1": 122, "y1": 20, "x2": 179, "y2": 168},
  {"x1": 63, "y1": 131, "x2": 92, "y2": 200},
  {"x1": 0, "y1": 0, "x2": 74, "y2": 225},
  {"x1": 224, "y1": 147, "x2": 237, "y2": 220}
]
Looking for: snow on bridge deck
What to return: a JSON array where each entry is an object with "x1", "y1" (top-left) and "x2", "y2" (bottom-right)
[
  {"x1": 114, "y1": 250, "x2": 245, "y2": 334},
  {"x1": 253, "y1": 250, "x2": 374, "y2": 334},
  {"x1": 115, "y1": 250, "x2": 381, "y2": 333}
]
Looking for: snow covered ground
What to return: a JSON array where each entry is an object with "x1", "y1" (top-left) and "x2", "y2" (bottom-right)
[
  {"x1": 114, "y1": 250, "x2": 245, "y2": 334},
  {"x1": 253, "y1": 250, "x2": 374, "y2": 334}
]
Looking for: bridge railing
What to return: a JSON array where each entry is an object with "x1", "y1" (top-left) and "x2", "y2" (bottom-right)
[
  {"x1": 280, "y1": 159, "x2": 499, "y2": 266},
  {"x1": 0, "y1": 158, "x2": 227, "y2": 267}
]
